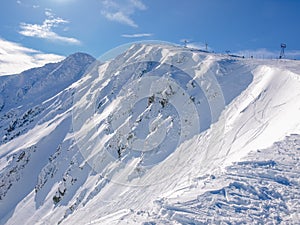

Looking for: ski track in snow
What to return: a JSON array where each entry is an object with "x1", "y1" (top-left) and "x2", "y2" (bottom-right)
[{"x1": 141, "y1": 134, "x2": 300, "y2": 224}]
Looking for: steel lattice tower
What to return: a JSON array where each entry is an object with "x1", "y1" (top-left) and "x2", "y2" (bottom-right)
[{"x1": 280, "y1": 43, "x2": 286, "y2": 59}]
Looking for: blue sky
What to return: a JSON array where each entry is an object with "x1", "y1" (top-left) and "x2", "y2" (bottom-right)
[{"x1": 1, "y1": 0, "x2": 300, "y2": 74}]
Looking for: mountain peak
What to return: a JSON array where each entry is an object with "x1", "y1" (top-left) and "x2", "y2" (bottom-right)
[
  {"x1": 65, "y1": 52, "x2": 96, "y2": 61},
  {"x1": 60, "y1": 52, "x2": 96, "y2": 67},
  {"x1": 0, "y1": 51, "x2": 96, "y2": 114}
]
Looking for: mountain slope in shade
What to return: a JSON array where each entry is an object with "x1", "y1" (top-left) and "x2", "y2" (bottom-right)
[
  {"x1": 0, "y1": 52, "x2": 95, "y2": 145},
  {"x1": 0, "y1": 52, "x2": 95, "y2": 222},
  {"x1": 0, "y1": 44, "x2": 299, "y2": 224}
]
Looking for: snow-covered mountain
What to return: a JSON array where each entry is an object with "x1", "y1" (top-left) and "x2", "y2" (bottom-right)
[{"x1": 0, "y1": 43, "x2": 299, "y2": 224}]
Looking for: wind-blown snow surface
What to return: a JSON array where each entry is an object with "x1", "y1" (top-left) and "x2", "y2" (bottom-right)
[{"x1": 0, "y1": 44, "x2": 300, "y2": 224}]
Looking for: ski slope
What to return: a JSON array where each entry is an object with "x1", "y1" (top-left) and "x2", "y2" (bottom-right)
[{"x1": 0, "y1": 43, "x2": 299, "y2": 224}]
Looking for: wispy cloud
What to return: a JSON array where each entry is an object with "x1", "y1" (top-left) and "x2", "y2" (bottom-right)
[
  {"x1": 0, "y1": 38, "x2": 65, "y2": 76},
  {"x1": 179, "y1": 39, "x2": 212, "y2": 51},
  {"x1": 121, "y1": 33, "x2": 153, "y2": 38},
  {"x1": 102, "y1": 11, "x2": 138, "y2": 28},
  {"x1": 286, "y1": 50, "x2": 300, "y2": 59},
  {"x1": 101, "y1": 0, "x2": 146, "y2": 28},
  {"x1": 19, "y1": 9, "x2": 80, "y2": 45},
  {"x1": 235, "y1": 48, "x2": 300, "y2": 59},
  {"x1": 16, "y1": 0, "x2": 40, "y2": 9},
  {"x1": 186, "y1": 42, "x2": 211, "y2": 51}
]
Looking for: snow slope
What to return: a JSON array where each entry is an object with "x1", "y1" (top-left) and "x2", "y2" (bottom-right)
[{"x1": 0, "y1": 44, "x2": 299, "y2": 224}]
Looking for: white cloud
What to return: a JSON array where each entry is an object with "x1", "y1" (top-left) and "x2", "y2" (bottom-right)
[
  {"x1": 286, "y1": 50, "x2": 300, "y2": 59},
  {"x1": 16, "y1": 0, "x2": 40, "y2": 9},
  {"x1": 129, "y1": 0, "x2": 146, "y2": 10},
  {"x1": 102, "y1": 11, "x2": 138, "y2": 28},
  {"x1": 235, "y1": 48, "x2": 300, "y2": 59},
  {"x1": 179, "y1": 39, "x2": 212, "y2": 51},
  {"x1": 186, "y1": 42, "x2": 211, "y2": 51},
  {"x1": 121, "y1": 33, "x2": 152, "y2": 38},
  {"x1": 101, "y1": 0, "x2": 146, "y2": 28},
  {"x1": 19, "y1": 9, "x2": 80, "y2": 45},
  {"x1": 0, "y1": 38, "x2": 65, "y2": 76},
  {"x1": 235, "y1": 49, "x2": 278, "y2": 58}
]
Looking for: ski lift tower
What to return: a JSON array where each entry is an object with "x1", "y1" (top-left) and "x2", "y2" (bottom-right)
[
  {"x1": 279, "y1": 43, "x2": 286, "y2": 59},
  {"x1": 184, "y1": 40, "x2": 188, "y2": 48}
]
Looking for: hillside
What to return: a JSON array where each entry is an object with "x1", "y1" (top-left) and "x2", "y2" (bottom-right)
[{"x1": 0, "y1": 43, "x2": 299, "y2": 224}]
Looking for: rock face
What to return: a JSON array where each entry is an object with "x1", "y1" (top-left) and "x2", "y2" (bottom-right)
[{"x1": 0, "y1": 44, "x2": 299, "y2": 225}]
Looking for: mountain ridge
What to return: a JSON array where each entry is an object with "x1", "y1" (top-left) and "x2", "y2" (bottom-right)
[{"x1": 0, "y1": 44, "x2": 299, "y2": 224}]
